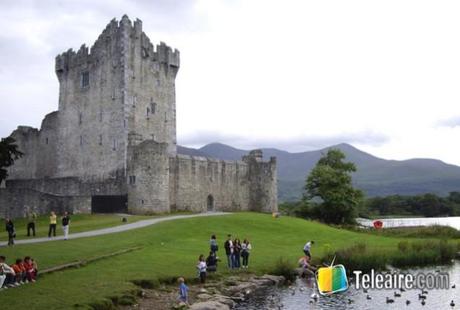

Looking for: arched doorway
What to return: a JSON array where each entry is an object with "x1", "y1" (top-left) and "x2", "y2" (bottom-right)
[{"x1": 207, "y1": 195, "x2": 214, "y2": 212}]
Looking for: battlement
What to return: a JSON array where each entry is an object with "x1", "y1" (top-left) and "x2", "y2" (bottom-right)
[{"x1": 55, "y1": 15, "x2": 180, "y2": 78}]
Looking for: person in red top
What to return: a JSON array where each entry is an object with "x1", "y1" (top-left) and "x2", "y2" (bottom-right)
[
  {"x1": 11, "y1": 259, "x2": 26, "y2": 284},
  {"x1": 23, "y1": 257, "x2": 36, "y2": 282}
]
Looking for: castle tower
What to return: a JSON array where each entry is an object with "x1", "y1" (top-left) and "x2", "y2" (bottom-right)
[{"x1": 54, "y1": 15, "x2": 179, "y2": 179}]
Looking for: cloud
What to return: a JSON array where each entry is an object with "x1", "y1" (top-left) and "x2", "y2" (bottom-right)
[
  {"x1": 436, "y1": 116, "x2": 460, "y2": 128},
  {"x1": 0, "y1": 0, "x2": 205, "y2": 138},
  {"x1": 179, "y1": 130, "x2": 390, "y2": 152}
]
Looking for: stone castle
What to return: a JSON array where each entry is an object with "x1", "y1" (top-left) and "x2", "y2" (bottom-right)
[{"x1": 0, "y1": 15, "x2": 277, "y2": 217}]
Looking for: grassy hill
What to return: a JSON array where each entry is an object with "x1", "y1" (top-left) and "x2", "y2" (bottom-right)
[
  {"x1": 0, "y1": 213, "x2": 406, "y2": 309},
  {"x1": 180, "y1": 143, "x2": 460, "y2": 201}
]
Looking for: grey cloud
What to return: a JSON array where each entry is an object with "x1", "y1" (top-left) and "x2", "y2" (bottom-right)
[
  {"x1": 0, "y1": 0, "x2": 205, "y2": 138},
  {"x1": 179, "y1": 131, "x2": 390, "y2": 152}
]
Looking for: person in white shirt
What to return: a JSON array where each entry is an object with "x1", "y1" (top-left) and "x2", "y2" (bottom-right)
[
  {"x1": 196, "y1": 254, "x2": 207, "y2": 284},
  {"x1": 241, "y1": 239, "x2": 252, "y2": 268},
  {"x1": 303, "y1": 240, "x2": 315, "y2": 259},
  {"x1": 0, "y1": 256, "x2": 16, "y2": 289}
]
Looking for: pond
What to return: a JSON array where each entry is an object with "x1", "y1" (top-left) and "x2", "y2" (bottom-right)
[
  {"x1": 356, "y1": 217, "x2": 460, "y2": 230},
  {"x1": 235, "y1": 262, "x2": 460, "y2": 309}
]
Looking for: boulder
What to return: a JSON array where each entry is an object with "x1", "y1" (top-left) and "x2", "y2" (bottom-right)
[
  {"x1": 196, "y1": 293, "x2": 213, "y2": 301},
  {"x1": 189, "y1": 301, "x2": 230, "y2": 310}
]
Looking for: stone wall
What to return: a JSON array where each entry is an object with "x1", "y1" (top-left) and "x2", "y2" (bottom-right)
[
  {"x1": 8, "y1": 111, "x2": 59, "y2": 179},
  {"x1": 169, "y1": 155, "x2": 251, "y2": 213},
  {"x1": 127, "y1": 140, "x2": 170, "y2": 214},
  {"x1": 0, "y1": 188, "x2": 91, "y2": 219}
]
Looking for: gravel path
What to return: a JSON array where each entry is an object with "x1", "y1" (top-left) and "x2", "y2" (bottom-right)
[{"x1": 0, "y1": 212, "x2": 229, "y2": 247}]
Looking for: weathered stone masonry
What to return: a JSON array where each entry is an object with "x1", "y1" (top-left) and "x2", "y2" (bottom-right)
[{"x1": 0, "y1": 15, "x2": 277, "y2": 217}]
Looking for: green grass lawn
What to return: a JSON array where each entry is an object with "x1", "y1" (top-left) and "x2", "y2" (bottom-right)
[
  {"x1": 0, "y1": 214, "x2": 155, "y2": 242},
  {"x1": 0, "y1": 213, "x2": 413, "y2": 309}
]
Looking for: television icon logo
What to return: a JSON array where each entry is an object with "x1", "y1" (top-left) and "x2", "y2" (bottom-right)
[{"x1": 316, "y1": 257, "x2": 348, "y2": 295}]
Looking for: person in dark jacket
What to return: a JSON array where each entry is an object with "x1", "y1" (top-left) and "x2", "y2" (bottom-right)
[
  {"x1": 5, "y1": 218, "x2": 15, "y2": 246},
  {"x1": 233, "y1": 238, "x2": 242, "y2": 269},
  {"x1": 206, "y1": 251, "x2": 218, "y2": 272},
  {"x1": 224, "y1": 234, "x2": 233, "y2": 269}
]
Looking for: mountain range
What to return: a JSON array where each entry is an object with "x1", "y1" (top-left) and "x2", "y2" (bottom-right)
[{"x1": 177, "y1": 143, "x2": 460, "y2": 201}]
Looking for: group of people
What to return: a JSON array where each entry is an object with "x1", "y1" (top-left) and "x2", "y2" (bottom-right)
[
  {"x1": 223, "y1": 234, "x2": 252, "y2": 270},
  {"x1": 0, "y1": 255, "x2": 38, "y2": 290},
  {"x1": 194, "y1": 234, "x2": 253, "y2": 286},
  {"x1": 4, "y1": 211, "x2": 71, "y2": 246}
]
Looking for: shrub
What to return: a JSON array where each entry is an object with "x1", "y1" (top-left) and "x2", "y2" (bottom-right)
[
  {"x1": 117, "y1": 295, "x2": 136, "y2": 306},
  {"x1": 320, "y1": 243, "x2": 387, "y2": 274},
  {"x1": 398, "y1": 241, "x2": 409, "y2": 252},
  {"x1": 132, "y1": 278, "x2": 160, "y2": 289},
  {"x1": 271, "y1": 257, "x2": 297, "y2": 282},
  {"x1": 439, "y1": 239, "x2": 456, "y2": 263},
  {"x1": 88, "y1": 299, "x2": 115, "y2": 310}
]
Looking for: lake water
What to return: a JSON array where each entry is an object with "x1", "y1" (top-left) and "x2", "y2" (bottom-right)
[
  {"x1": 356, "y1": 217, "x2": 460, "y2": 230},
  {"x1": 235, "y1": 262, "x2": 460, "y2": 309}
]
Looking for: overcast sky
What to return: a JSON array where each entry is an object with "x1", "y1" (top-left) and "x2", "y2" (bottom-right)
[{"x1": 1, "y1": 0, "x2": 460, "y2": 165}]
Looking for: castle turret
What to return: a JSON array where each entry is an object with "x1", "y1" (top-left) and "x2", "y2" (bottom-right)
[{"x1": 243, "y1": 150, "x2": 278, "y2": 213}]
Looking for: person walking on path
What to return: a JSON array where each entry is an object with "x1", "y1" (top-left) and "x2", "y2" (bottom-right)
[
  {"x1": 224, "y1": 234, "x2": 234, "y2": 269},
  {"x1": 241, "y1": 239, "x2": 252, "y2": 268},
  {"x1": 210, "y1": 234, "x2": 218, "y2": 254},
  {"x1": 62, "y1": 212, "x2": 71, "y2": 240},
  {"x1": 303, "y1": 240, "x2": 314, "y2": 259},
  {"x1": 48, "y1": 211, "x2": 57, "y2": 238},
  {"x1": 5, "y1": 218, "x2": 15, "y2": 246},
  {"x1": 26, "y1": 208, "x2": 37, "y2": 237}
]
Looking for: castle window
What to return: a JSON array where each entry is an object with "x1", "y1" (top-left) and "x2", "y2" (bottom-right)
[
  {"x1": 133, "y1": 95, "x2": 137, "y2": 107},
  {"x1": 123, "y1": 119, "x2": 126, "y2": 128},
  {"x1": 111, "y1": 90, "x2": 116, "y2": 100},
  {"x1": 150, "y1": 100, "x2": 156, "y2": 114},
  {"x1": 45, "y1": 137, "x2": 48, "y2": 144},
  {"x1": 99, "y1": 108, "x2": 103, "y2": 122},
  {"x1": 129, "y1": 175, "x2": 136, "y2": 185},
  {"x1": 156, "y1": 79, "x2": 160, "y2": 87},
  {"x1": 81, "y1": 71, "x2": 89, "y2": 88},
  {"x1": 112, "y1": 139, "x2": 116, "y2": 151},
  {"x1": 99, "y1": 135, "x2": 102, "y2": 145},
  {"x1": 80, "y1": 136, "x2": 83, "y2": 146},
  {"x1": 79, "y1": 112, "x2": 82, "y2": 125}
]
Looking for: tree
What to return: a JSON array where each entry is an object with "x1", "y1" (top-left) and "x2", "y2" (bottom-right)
[
  {"x1": 0, "y1": 137, "x2": 23, "y2": 186},
  {"x1": 304, "y1": 149, "x2": 363, "y2": 224}
]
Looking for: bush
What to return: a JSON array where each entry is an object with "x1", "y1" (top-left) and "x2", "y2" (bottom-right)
[
  {"x1": 271, "y1": 257, "x2": 297, "y2": 282},
  {"x1": 320, "y1": 243, "x2": 387, "y2": 274},
  {"x1": 132, "y1": 278, "x2": 160, "y2": 289},
  {"x1": 391, "y1": 239, "x2": 457, "y2": 268},
  {"x1": 88, "y1": 299, "x2": 115, "y2": 310},
  {"x1": 397, "y1": 241, "x2": 409, "y2": 252},
  {"x1": 439, "y1": 239, "x2": 456, "y2": 263}
]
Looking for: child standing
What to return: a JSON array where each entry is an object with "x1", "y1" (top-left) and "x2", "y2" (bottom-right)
[
  {"x1": 196, "y1": 255, "x2": 207, "y2": 284},
  {"x1": 177, "y1": 277, "x2": 189, "y2": 304}
]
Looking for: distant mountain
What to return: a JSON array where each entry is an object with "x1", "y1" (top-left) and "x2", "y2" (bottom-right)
[{"x1": 178, "y1": 142, "x2": 460, "y2": 201}]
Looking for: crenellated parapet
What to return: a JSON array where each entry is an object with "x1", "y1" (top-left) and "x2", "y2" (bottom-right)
[{"x1": 55, "y1": 15, "x2": 179, "y2": 81}]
